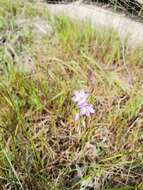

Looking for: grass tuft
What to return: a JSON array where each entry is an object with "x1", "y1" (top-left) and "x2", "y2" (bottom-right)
[{"x1": 0, "y1": 0, "x2": 143, "y2": 189}]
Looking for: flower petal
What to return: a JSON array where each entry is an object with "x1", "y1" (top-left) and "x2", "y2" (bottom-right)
[{"x1": 88, "y1": 105, "x2": 95, "y2": 114}]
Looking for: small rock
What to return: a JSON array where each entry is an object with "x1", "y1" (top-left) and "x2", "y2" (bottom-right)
[
  {"x1": 33, "y1": 17, "x2": 53, "y2": 36},
  {"x1": 16, "y1": 17, "x2": 53, "y2": 36}
]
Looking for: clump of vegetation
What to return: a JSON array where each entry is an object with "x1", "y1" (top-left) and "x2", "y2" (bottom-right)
[{"x1": 0, "y1": 0, "x2": 143, "y2": 189}]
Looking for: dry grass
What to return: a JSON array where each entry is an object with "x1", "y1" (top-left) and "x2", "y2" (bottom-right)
[{"x1": 0, "y1": 0, "x2": 143, "y2": 189}]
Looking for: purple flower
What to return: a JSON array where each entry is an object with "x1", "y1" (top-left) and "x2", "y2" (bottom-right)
[
  {"x1": 79, "y1": 104, "x2": 95, "y2": 117},
  {"x1": 72, "y1": 90, "x2": 89, "y2": 106},
  {"x1": 72, "y1": 89, "x2": 95, "y2": 121}
]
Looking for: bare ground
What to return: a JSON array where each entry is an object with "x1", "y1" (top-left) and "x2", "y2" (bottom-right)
[{"x1": 48, "y1": 2, "x2": 143, "y2": 48}]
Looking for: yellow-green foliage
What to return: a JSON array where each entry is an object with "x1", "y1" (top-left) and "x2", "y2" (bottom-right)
[{"x1": 0, "y1": 0, "x2": 143, "y2": 189}]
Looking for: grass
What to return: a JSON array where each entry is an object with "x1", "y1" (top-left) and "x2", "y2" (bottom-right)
[{"x1": 0, "y1": 0, "x2": 143, "y2": 189}]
